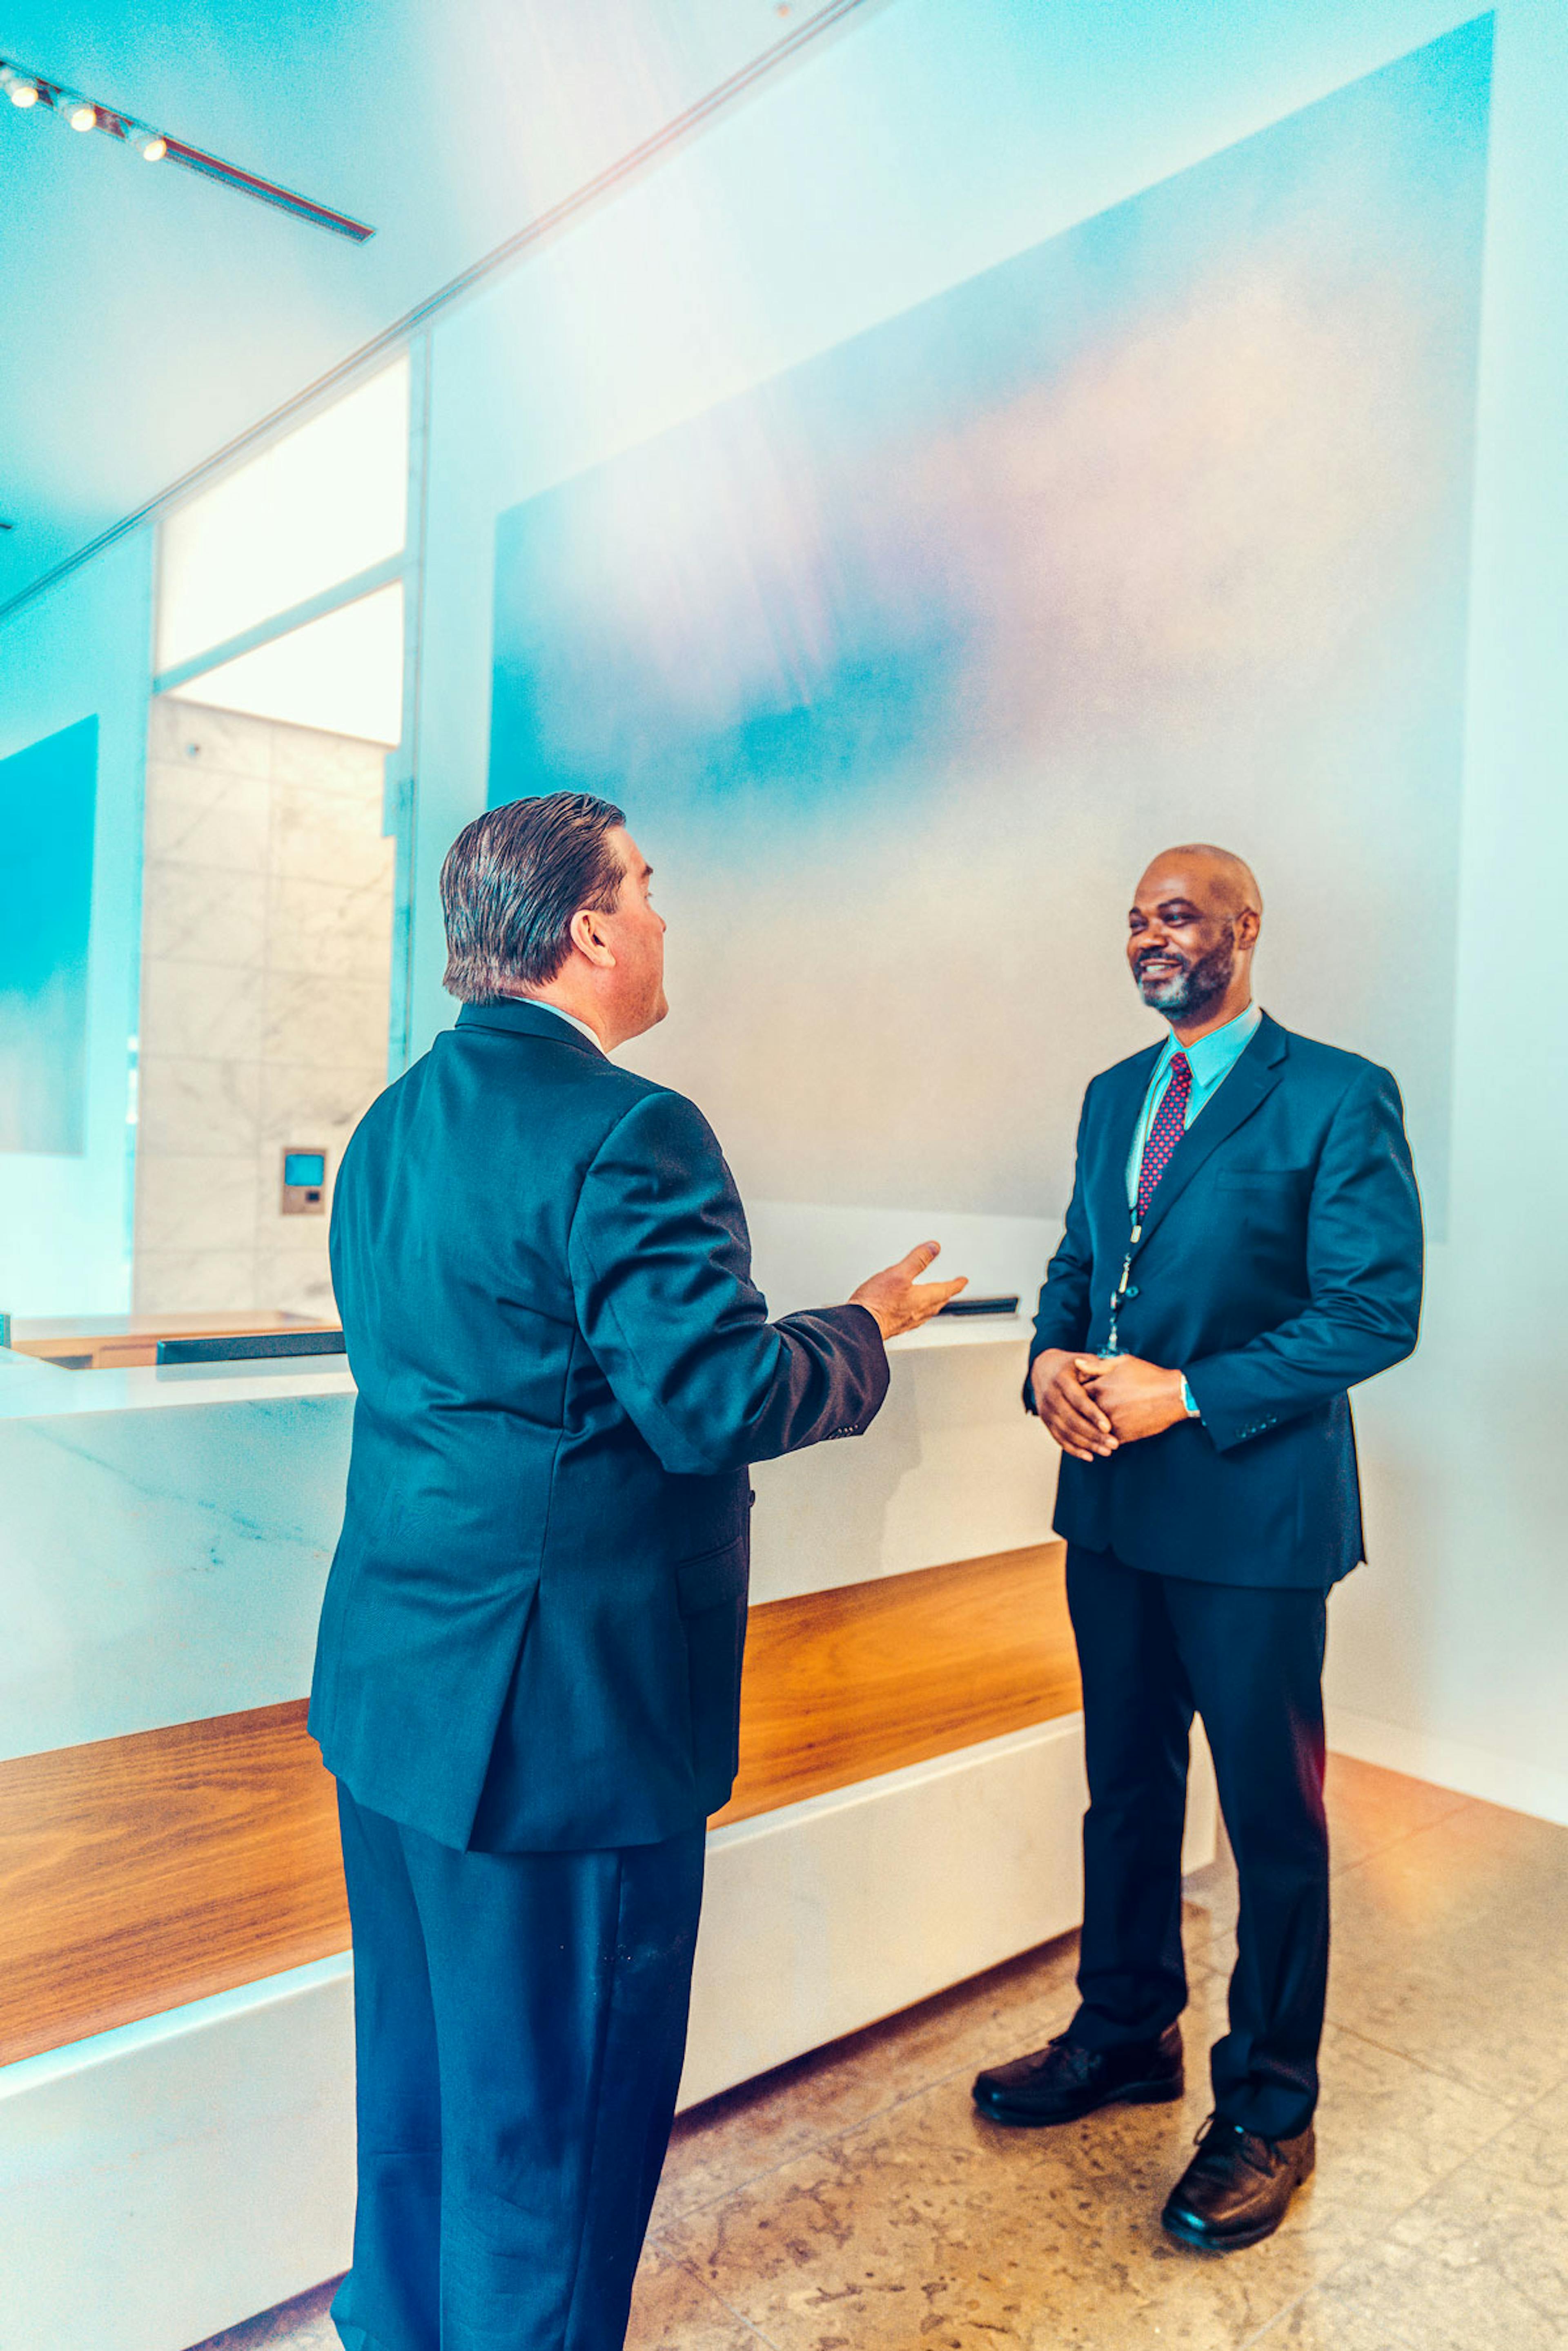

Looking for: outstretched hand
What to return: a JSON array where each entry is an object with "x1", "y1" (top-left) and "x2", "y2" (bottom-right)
[{"x1": 850, "y1": 1241, "x2": 968, "y2": 1342}]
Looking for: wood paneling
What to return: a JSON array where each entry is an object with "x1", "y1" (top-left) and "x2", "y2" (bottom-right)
[
  {"x1": 714, "y1": 1541, "x2": 1076, "y2": 1825},
  {"x1": 0, "y1": 1542, "x2": 1076, "y2": 2066},
  {"x1": 0, "y1": 1702, "x2": 345, "y2": 2068}
]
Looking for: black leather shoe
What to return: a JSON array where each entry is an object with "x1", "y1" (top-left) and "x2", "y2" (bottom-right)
[
  {"x1": 1161, "y1": 2115, "x2": 1315, "y2": 2251},
  {"x1": 972, "y1": 2025, "x2": 1183, "y2": 2126}
]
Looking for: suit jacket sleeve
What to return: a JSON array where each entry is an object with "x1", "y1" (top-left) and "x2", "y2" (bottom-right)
[
  {"x1": 1025, "y1": 1091, "x2": 1096, "y2": 1401},
  {"x1": 568, "y1": 1087, "x2": 890, "y2": 1477},
  {"x1": 1184, "y1": 1063, "x2": 1423, "y2": 1454}
]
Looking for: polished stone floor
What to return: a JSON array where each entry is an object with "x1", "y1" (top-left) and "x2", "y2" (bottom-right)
[{"x1": 193, "y1": 1756, "x2": 1568, "y2": 2351}]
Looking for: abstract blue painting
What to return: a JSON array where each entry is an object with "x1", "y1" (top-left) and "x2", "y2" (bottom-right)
[
  {"x1": 490, "y1": 22, "x2": 1490, "y2": 1222},
  {"x1": 0, "y1": 716, "x2": 98, "y2": 1156}
]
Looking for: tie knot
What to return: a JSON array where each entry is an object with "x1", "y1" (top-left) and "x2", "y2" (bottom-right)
[{"x1": 1168, "y1": 1051, "x2": 1192, "y2": 1090}]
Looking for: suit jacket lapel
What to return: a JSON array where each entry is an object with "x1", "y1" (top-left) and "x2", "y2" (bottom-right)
[{"x1": 1134, "y1": 1014, "x2": 1288, "y2": 1248}]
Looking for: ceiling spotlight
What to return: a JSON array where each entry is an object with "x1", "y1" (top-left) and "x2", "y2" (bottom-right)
[{"x1": 0, "y1": 50, "x2": 374, "y2": 238}]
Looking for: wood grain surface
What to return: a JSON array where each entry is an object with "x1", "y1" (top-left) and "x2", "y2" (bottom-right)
[
  {"x1": 0, "y1": 1541, "x2": 1075, "y2": 2065},
  {"x1": 713, "y1": 1540, "x2": 1076, "y2": 1825},
  {"x1": 0, "y1": 1701, "x2": 345, "y2": 2068}
]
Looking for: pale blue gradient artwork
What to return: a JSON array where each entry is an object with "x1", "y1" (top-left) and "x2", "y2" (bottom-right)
[
  {"x1": 0, "y1": 715, "x2": 98, "y2": 1157},
  {"x1": 489, "y1": 22, "x2": 1490, "y2": 1225}
]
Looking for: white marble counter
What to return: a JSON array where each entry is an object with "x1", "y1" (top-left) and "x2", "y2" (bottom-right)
[
  {"x1": 0, "y1": 1346, "x2": 356, "y2": 1420},
  {"x1": 0, "y1": 1322, "x2": 1056, "y2": 1758},
  {"x1": 0, "y1": 1316, "x2": 1220, "y2": 2351}
]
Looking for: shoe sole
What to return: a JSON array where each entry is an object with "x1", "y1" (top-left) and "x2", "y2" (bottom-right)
[{"x1": 976, "y1": 2075, "x2": 1185, "y2": 2128}]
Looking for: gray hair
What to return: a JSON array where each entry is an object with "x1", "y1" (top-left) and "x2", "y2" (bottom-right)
[{"x1": 440, "y1": 793, "x2": 627, "y2": 1001}]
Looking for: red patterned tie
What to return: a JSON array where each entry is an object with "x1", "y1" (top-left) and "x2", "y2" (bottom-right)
[{"x1": 1136, "y1": 1052, "x2": 1192, "y2": 1222}]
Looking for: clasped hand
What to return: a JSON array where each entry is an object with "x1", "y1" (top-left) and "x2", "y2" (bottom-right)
[{"x1": 1028, "y1": 1349, "x2": 1189, "y2": 1463}]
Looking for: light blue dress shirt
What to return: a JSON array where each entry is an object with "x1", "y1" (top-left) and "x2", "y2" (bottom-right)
[
  {"x1": 1119, "y1": 1000, "x2": 1262, "y2": 1417},
  {"x1": 1124, "y1": 1001, "x2": 1263, "y2": 1208}
]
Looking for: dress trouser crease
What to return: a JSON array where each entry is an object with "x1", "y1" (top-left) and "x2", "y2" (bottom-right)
[
  {"x1": 332, "y1": 1784, "x2": 706, "y2": 2351},
  {"x1": 1065, "y1": 1546, "x2": 1330, "y2": 2144}
]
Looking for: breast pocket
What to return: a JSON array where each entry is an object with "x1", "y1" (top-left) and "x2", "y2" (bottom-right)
[
  {"x1": 1215, "y1": 1168, "x2": 1310, "y2": 1192},
  {"x1": 1214, "y1": 1167, "x2": 1311, "y2": 1221},
  {"x1": 1211, "y1": 1167, "x2": 1311, "y2": 1268}
]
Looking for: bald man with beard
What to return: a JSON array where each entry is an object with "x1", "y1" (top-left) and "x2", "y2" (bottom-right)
[{"x1": 972, "y1": 847, "x2": 1423, "y2": 2251}]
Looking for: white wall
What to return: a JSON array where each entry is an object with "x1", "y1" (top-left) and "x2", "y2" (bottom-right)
[
  {"x1": 410, "y1": 0, "x2": 1568, "y2": 1821},
  {"x1": 0, "y1": 0, "x2": 1561, "y2": 1818},
  {"x1": 0, "y1": 533, "x2": 152, "y2": 1314}
]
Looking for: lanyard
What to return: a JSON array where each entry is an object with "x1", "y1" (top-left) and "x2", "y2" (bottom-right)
[
  {"x1": 1108, "y1": 1054, "x2": 1173, "y2": 1355},
  {"x1": 1105, "y1": 1211, "x2": 1143, "y2": 1359}
]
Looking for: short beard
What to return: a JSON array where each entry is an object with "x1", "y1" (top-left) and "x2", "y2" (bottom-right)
[{"x1": 1135, "y1": 927, "x2": 1235, "y2": 1022}]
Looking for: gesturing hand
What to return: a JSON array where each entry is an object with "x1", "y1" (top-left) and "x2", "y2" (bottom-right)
[
  {"x1": 1029, "y1": 1349, "x2": 1118, "y2": 1462},
  {"x1": 850, "y1": 1241, "x2": 968, "y2": 1341},
  {"x1": 1080, "y1": 1353, "x2": 1190, "y2": 1444}
]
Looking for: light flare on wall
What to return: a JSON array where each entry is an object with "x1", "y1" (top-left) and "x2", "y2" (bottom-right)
[{"x1": 0, "y1": 56, "x2": 374, "y2": 240}]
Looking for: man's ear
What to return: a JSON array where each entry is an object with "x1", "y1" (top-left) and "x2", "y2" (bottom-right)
[
  {"x1": 1237, "y1": 908, "x2": 1261, "y2": 949},
  {"x1": 570, "y1": 906, "x2": 617, "y2": 969}
]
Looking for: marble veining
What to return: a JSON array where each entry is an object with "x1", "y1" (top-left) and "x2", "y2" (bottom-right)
[{"x1": 135, "y1": 702, "x2": 396, "y2": 1317}]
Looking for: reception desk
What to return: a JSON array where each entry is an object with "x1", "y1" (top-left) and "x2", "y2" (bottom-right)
[{"x1": 0, "y1": 1323, "x2": 1214, "y2": 2351}]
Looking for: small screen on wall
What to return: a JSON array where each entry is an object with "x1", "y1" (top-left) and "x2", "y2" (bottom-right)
[{"x1": 0, "y1": 715, "x2": 97, "y2": 1157}]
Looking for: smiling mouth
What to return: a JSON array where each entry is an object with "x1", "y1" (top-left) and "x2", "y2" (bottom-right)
[{"x1": 1137, "y1": 957, "x2": 1183, "y2": 979}]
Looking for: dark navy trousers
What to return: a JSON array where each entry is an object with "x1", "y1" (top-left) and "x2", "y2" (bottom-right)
[
  {"x1": 332, "y1": 1786, "x2": 706, "y2": 2351},
  {"x1": 1065, "y1": 1546, "x2": 1330, "y2": 2142}
]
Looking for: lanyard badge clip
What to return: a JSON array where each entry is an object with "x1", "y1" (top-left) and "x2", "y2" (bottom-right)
[{"x1": 1105, "y1": 1217, "x2": 1143, "y2": 1358}]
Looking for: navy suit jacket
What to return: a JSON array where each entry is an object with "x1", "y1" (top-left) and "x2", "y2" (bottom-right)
[
  {"x1": 1029, "y1": 1013, "x2": 1423, "y2": 1589},
  {"x1": 309, "y1": 999, "x2": 889, "y2": 1853}
]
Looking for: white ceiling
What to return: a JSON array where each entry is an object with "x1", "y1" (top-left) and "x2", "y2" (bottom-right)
[{"x1": 0, "y1": 0, "x2": 865, "y2": 612}]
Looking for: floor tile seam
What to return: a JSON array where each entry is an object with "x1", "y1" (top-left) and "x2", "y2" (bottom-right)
[
  {"x1": 1325, "y1": 1796, "x2": 1479, "y2": 1881},
  {"x1": 1352, "y1": 2146, "x2": 1568, "y2": 2348},
  {"x1": 651, "y1": 2010, "x2": 1094, "y2": 2238},
  {"x1": 1230, "y1": 2274, "x2": 1326, "y2": 2350},
  {"x1": 1328, "y1": 1797, "x2": 1559, "y2": 1905},
  {"x1": 651, "y1": 2060, "x2": 991, "y2": 2235},
  {"x1": 1233, "y1": 2261, "x2": 1423, "y2": 2351},
  {"x1": 1318, "y1": 2012, "x2": 1537, "y2": 2110},
  {"x1": 1507, "y1": 2067, "x2": 1568, "y2": 2116},
  {"x1": 1314, "y1": 2019, "x2": 1548, "y2": 2227},
  {"x1": 663, "y1": 2252, "x2": 785, "y2": 2348}
]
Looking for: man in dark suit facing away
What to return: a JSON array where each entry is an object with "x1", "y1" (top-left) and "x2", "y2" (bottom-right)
[
  {"x1": 310, "y1": 792, "x2": 965, "y2": 2351},
  {"x1": 972, "y1": 845, "x2": 1423, "y2": 2251}
]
